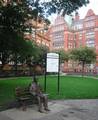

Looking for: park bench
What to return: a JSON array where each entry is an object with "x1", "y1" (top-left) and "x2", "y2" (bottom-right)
[{"x1": 15, "y1": 86, "x2": 37, "y2": 111}]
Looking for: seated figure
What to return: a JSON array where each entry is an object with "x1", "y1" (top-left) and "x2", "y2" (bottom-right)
[{"x1": 29, "y1": 76, "x2": 50, "y2": 113}]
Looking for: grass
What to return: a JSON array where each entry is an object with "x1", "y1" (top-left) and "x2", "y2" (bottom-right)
[{"x1": 0, "y1": 75, "x2": 98, "y2": 106}]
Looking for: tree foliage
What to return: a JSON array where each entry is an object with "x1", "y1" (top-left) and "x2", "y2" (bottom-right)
[
  {"x1": 33, "y1": 44, "x2": 49, "y2": 66},
  {"x1": 70, "y1": 47, "x2": 96, "y2": 75},
  {"x1": 42, "y1": 0, "x2": 89, "y2": 15},
  {"x1": 0, "y1": 0, "x2": 90, "y2": 73},
  {"x1": 70, "y1": 47, "x2": 96, "y2": 64},
  {"x1": 52, "y1": 49, "x2": 70, "y2": 63},
  {"x1": 0, "y1": 0, "x2": 44, "y2": 67}
]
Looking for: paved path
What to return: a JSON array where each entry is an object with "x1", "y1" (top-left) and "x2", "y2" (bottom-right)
[{"x1": 0, "y1": 99, "x2": 98, "y2": 120}]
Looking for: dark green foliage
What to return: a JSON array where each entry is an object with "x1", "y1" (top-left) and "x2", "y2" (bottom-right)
[
  {"x1": 70, "y1": 47, "x2": 96, "y2": 64},
  {"x1": 52, "y1": 49, "x2": 70, "y2": 63},
  {"x1": 42, "y1": 0, "x2": 89, "y2": 15},
  {"x1": 0, "y1": 0, "x2": 49, "y2": 70},
  {"x1": 70, "y1": 47, "x2": 96, "y2": 75},
  {"x1": 0, "y1": 1, "x2": 41, "y2": 69},
  {"x1": 33, "y1": 44, "x2": 49, "y2": 66},
  {"x1": 0, "y1": 0, "x2": 89, "y2": 71},
  {"x1": 0, "y1": 1, "x2": 31, "y2": 67}
]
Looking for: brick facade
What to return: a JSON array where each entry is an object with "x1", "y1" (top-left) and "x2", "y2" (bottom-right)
[{"x1": 48, "y1": 9, "x2": 98, "y2": 73}]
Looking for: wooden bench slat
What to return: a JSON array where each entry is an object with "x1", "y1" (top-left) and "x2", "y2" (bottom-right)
[{"x1": 15, "y1": 86, "x2": 37, "y2": 110}]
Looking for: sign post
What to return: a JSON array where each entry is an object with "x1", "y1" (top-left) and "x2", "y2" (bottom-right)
[{"x1": 45, "y1": 53, "x2": 60, "y2": 93}]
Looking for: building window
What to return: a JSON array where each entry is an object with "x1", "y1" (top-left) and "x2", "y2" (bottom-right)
[
  {"x1": 86, "y1": 31, "x2": 95, "y2": 39},
  {"x1": 86, "y1": 30, "x2": 95, "y2": 47},
  {"x1": 78, "y1": 37, "x2": 82, "y2": 47},
  {"x1": 68, "y1": 43, "x2": 73, "y2": 49},
  {"x1": 52, "y1": 31, "x2": 64, "y2": 48},
  {"x1": 79, "y1": 33, "x2": 82, "y2": 39},
  {"x1": 85, "y1": 16, "x2": 95, "y2": 21},
  {"x1": 53, "y1": 40, "x2": 64, "y2": 47},
  {"x1": 85, "y1": 21, "x2": 95, "y2": 28},
  {"x1": 53, "y1": 24, "x2": 64, "y2": 32},
  {"x1": 74, "y1": 23, "x2": 83, "y2": 30},
  {"x1": 86, "y1": 39, "x2": 95, "y2": 47}
]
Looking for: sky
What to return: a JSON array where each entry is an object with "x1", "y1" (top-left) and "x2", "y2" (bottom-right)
[
  {"x1": 78, "y1": 0, "x2": 98, "y2": 19},
  {"x1": 48, "y1": 0, "x2": 98, "y2": 24}
]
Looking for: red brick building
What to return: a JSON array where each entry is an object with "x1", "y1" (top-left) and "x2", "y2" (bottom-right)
[
  {"x1": 48, "y1": 9, "x2": 98, "y2": 73},
  {"x1": 24, "y1": 19, "x2": 51, "y2": 48}
]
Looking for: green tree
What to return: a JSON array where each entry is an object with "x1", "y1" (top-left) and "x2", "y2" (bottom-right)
[
  {"x1": 0, "y1": 1, "x2": 32, "y2": 69},
  {"x1": 70, "y1": 47, "x2": 96, "y2": 75},
  {"x1": 0, "y1": 0, "x2": 49, "y2": 70},
  {"x1": 12, "y1": 40, "x2": 37, "y2": 75},
  {"x1": 0, "y1": 0, "x2": 89, "y2": 74},
  {"x1": 52, "y1": 49, "x2": 69, "y2": 63},
  {"x1": 34, "y1": 44, "x2": 49, "y2": 66},
  {"x1": 36, "y1": 45, "x2": 49, "y2": 74},
  {"x1": 43, "y1": 0, "x2": 89, "y2": 15}
]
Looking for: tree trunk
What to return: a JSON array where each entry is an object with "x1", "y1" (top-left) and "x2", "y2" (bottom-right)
[
  {"x1": 14, "y1": 53, "x2": 18, "y2": 76},
  {"x1": 82, "y1": 61, "x2": 85, "y2": 77}
]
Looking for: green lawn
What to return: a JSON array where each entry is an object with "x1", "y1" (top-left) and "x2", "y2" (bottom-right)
[{"x1": 0, "y1": 75, "x2": 98, "y2": 105}]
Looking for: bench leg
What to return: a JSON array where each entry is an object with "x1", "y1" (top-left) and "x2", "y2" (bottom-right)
[{"x1": 21, "y1": 101, "x2": 27, "y2": 111}]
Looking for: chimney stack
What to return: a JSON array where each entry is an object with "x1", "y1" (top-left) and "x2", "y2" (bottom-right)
[{"x1": 75, "y1": 12, "x2": 80, "y2": 20}]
